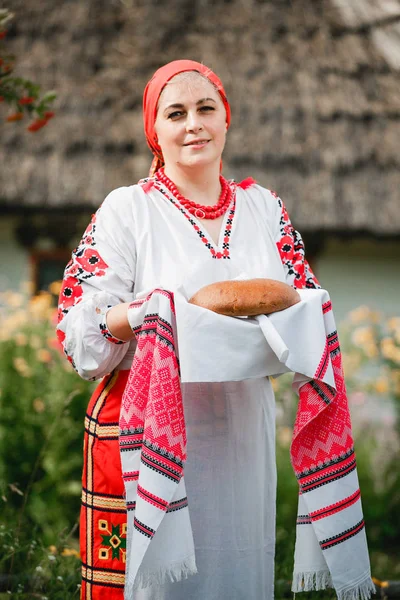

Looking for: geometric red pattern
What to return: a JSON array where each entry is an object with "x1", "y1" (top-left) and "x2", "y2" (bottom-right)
[
  {"x1": 291, "y1": 339, "x2": 354, "y2": 474},
  {"x1": 120, "y1": 291, "x2": 186, "y2": 463}
]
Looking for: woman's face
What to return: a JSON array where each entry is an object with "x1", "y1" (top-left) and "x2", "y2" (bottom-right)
[{"x1": 154, "y1": 73, "x2": 227, "y2": 172}]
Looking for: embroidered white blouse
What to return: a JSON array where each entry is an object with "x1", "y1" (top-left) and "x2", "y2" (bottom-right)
[{"x1": 57, "y1": 180, "x2": 318, "y2": 600}]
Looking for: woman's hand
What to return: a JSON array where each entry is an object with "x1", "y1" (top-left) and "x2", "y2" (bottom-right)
[{"x1": 106, "y1": 303, "x2": 136, "y2": 342}]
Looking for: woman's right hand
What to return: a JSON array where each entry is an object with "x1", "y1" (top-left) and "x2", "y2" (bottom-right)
[{"x1": 106, "y1": 303, "x2": 136, "y2": 342}]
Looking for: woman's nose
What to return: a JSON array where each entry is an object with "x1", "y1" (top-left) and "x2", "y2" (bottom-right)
[{"x1": 185, "y1": 110, "x2": 203, "y2": 132}]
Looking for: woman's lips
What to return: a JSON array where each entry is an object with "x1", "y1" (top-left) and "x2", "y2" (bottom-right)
[{"x1": 184, "y1": 139, "x2": 210, "y2": 149}]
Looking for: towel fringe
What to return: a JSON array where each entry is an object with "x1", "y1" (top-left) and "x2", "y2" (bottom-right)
[
  {"x1": 292, "y1": 571, "x2": 375, "y2": 600},
  {"x1": 124, "y1": 555, "x2": 197, "y2": 597},
  {"x1": 337, "y1": 577, "x2": 376, "y2": 600},
  {"x1": 292, "y1": 569, "x2": 332, "y2": 593}
]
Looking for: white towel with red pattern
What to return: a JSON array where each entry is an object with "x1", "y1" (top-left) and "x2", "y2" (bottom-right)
[{"x1": 119, "y1": 287, "x2": 374, "y2": 600}]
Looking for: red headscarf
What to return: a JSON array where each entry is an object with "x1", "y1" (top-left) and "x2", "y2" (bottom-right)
[{"x1": 143, "y1": 60, "x2": 231, "y2": 176}]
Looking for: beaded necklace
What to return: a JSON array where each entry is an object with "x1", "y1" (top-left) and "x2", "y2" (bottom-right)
[{"x1": 155, "y1": 168, "x2": 232, "y2": 220}]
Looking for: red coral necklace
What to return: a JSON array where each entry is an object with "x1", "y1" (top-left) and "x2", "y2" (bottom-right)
[{"x1": 156, "y1": 168, "x2": 232, "y2": 220}]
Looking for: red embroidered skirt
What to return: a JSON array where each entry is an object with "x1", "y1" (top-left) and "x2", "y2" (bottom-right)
[{"x1": 80, "y1": 370, "x2": 129, "y2": 600}]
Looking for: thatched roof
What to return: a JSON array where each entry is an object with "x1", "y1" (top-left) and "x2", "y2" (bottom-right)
[{"x1": 1, "y1": 0, "x2": 400, "y2": 235}]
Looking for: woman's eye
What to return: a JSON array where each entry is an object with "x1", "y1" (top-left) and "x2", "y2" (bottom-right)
[
  {"x1": 167, "y1": 106, "x2": 214, "y2": 119},
  {"x1": 167, "y1": 111, "x2": 184, "y2": 119}
]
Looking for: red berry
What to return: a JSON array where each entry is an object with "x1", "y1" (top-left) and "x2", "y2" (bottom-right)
[
  {"x1": 27, "y1": 118, "x2": 48, "y2": 132},
  {"x1": 18, "y1": 96, "x2": 35, "y2": 105},
  {"x1": 6, "y1": 112, "x2": 24, "y2": 122}
]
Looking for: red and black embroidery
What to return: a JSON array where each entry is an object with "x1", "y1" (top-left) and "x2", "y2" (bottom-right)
[
  {"x1": 75, "y1": 247, "x2": 108, "y2": 277},
  {"x1": 320, "y1": 519, "x2": 365, "y2": 550},
  {"x1": 57, "y1": 209, "x2": 111, "y2": 364},
  {"x1": 98, "y1": 305, "x2": 125, "y2": 345},
  {"x1": 59, "y1": 274, "x2": 84, "y2": 311},
  {"x1": 296, "y1": 514, "x2": 312, "y2": 525},
  {"x1": 141, "y1": 177, "x2": 236, "y2": 260},
  {"x1": 99, "y1": 322, "x2": 125, "y2": 345},
  {"x1": 167, "y1": 497, "x2": 188, "y2": 513},
  {"x1": 310, "y1": 489, "x2": 361, "y2": 522},
  {"x1": 274, "y1": 193, "x2": 320, "y2": 289},
  {"x1": 298, "y1": 451, "x2": 357, "y2": 493},
  {"x1": 58, "y1": 211, "x2": 109, "y2": 319}
]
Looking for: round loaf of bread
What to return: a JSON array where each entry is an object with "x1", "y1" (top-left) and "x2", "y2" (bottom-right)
[{"x1": 188, "y1": 278, "x2": 301, "y2": 317}]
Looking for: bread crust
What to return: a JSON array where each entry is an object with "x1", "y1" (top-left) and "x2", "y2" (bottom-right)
[{"x1": 188, "y1": 278, "x2": 301, "y2": 317}]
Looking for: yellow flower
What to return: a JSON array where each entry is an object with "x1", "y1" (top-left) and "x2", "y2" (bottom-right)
[
  {"x1": 13, "y1": 357, "x2": 33, "y2": 377},
  {"x1": 393, "y1": 348, "x2": 400, "y2": 365},
  {"x1": 33, "y1": 398, "x2": 45, "y2": 413},
  {"x1": 375, "y1": 378, "x2": 389, "y2": 395},
  {"x1": 369, "y1": 310, "x2": 382, "y2": 324},
  {"x1": 342, "y1": 352, "x2": 361, "y2": 374},
  {"x1": 29, "y1": 292, "x2": 53, "y2": 320},
  {"x1": 390, "y1": 369, "x2": 400, "y2": 383},
  {"x1": 2, "y1": 291, "x2": 25, "y2": 308},
  {"x1": 61, "y1": 548, "x2": 80, "y2": 558},
  {"x1": 351, "y1": 326, "x2": 375, "y2": 348},
  {"x1": 348, "y1": 306, "x2": 373, "y2": 324},
  {"x1": 381, "y1": 338, "x2": 396, "y2": 360},
  {"x1": 36, "y1": 349, "x2": 52, "y2": 363},
  {"x1": 386, "y1": 317, "x2": 400, "y2": 332},
  {"x1": 271, "y1": 378, "x2": 280, "y2": 392},
  {"x1": 277, "y1": 426, "x2": 292, "y2": 448},
  {"x1": 30, "y1": 334, "x2": 42, "y2": 350},
  {"x1": 2, "y1": 310, "x2": 28, "y2": 334},
  {"x1": 48, "y1": 280, "x2": 62, "y2": 296},
  {"x1": 48, "y1": 545, "x2": 57, "y2": 555},
  {"x1": 364, "y1": 342, "x2": 379, "y2": 358},
  {"x1": 0, "y1": 330, "x2": 11, "y2": 342},
  {"x1": 14, "y1": 333, "x2": 28, "y2": 346}
]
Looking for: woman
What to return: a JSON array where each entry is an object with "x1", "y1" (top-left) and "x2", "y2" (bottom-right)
[{"x1": 57, "y1": 61, "x2": 373, "y2": 600}]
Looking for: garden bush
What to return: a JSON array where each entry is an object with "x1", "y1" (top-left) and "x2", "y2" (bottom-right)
[{"x1": 0, "y1": 289, "x2": 93, "y2": 545}]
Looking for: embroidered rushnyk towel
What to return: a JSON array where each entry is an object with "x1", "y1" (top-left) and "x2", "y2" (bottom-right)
[{"x1": 119, "y1": 287, "x2": 374, "y2": 600}]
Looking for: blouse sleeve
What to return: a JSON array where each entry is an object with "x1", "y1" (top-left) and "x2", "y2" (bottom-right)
[
  {"x1": 271, "y1": 190, "x2": 321, "y2": 290},
  {"x1": 56, "y1": 187, "x2": 137, "y2": 380}
]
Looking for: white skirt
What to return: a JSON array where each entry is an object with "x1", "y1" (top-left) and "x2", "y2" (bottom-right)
[{"x1": 135, "y1": 377, "x2": 276, "y2": 600}]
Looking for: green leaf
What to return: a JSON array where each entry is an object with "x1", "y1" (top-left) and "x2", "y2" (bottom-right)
[{"x1": 41, "y1": 91, "x2": 57, "y2": 103}]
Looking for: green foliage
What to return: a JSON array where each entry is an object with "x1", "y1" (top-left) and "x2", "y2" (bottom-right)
[
  {"x1": 0, "y1": 291, "x2": 93, "y2": 544},
  {"x1": 0, "y1": 523, "x2": 81, "y2": 598},
  {"x1": 0, "y1": 9, "x2": 56, "y2": 129}
]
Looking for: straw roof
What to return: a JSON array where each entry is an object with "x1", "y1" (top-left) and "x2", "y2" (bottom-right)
[{"x1": 1, "y1": 0, "x2": 400, "y2": 235}]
